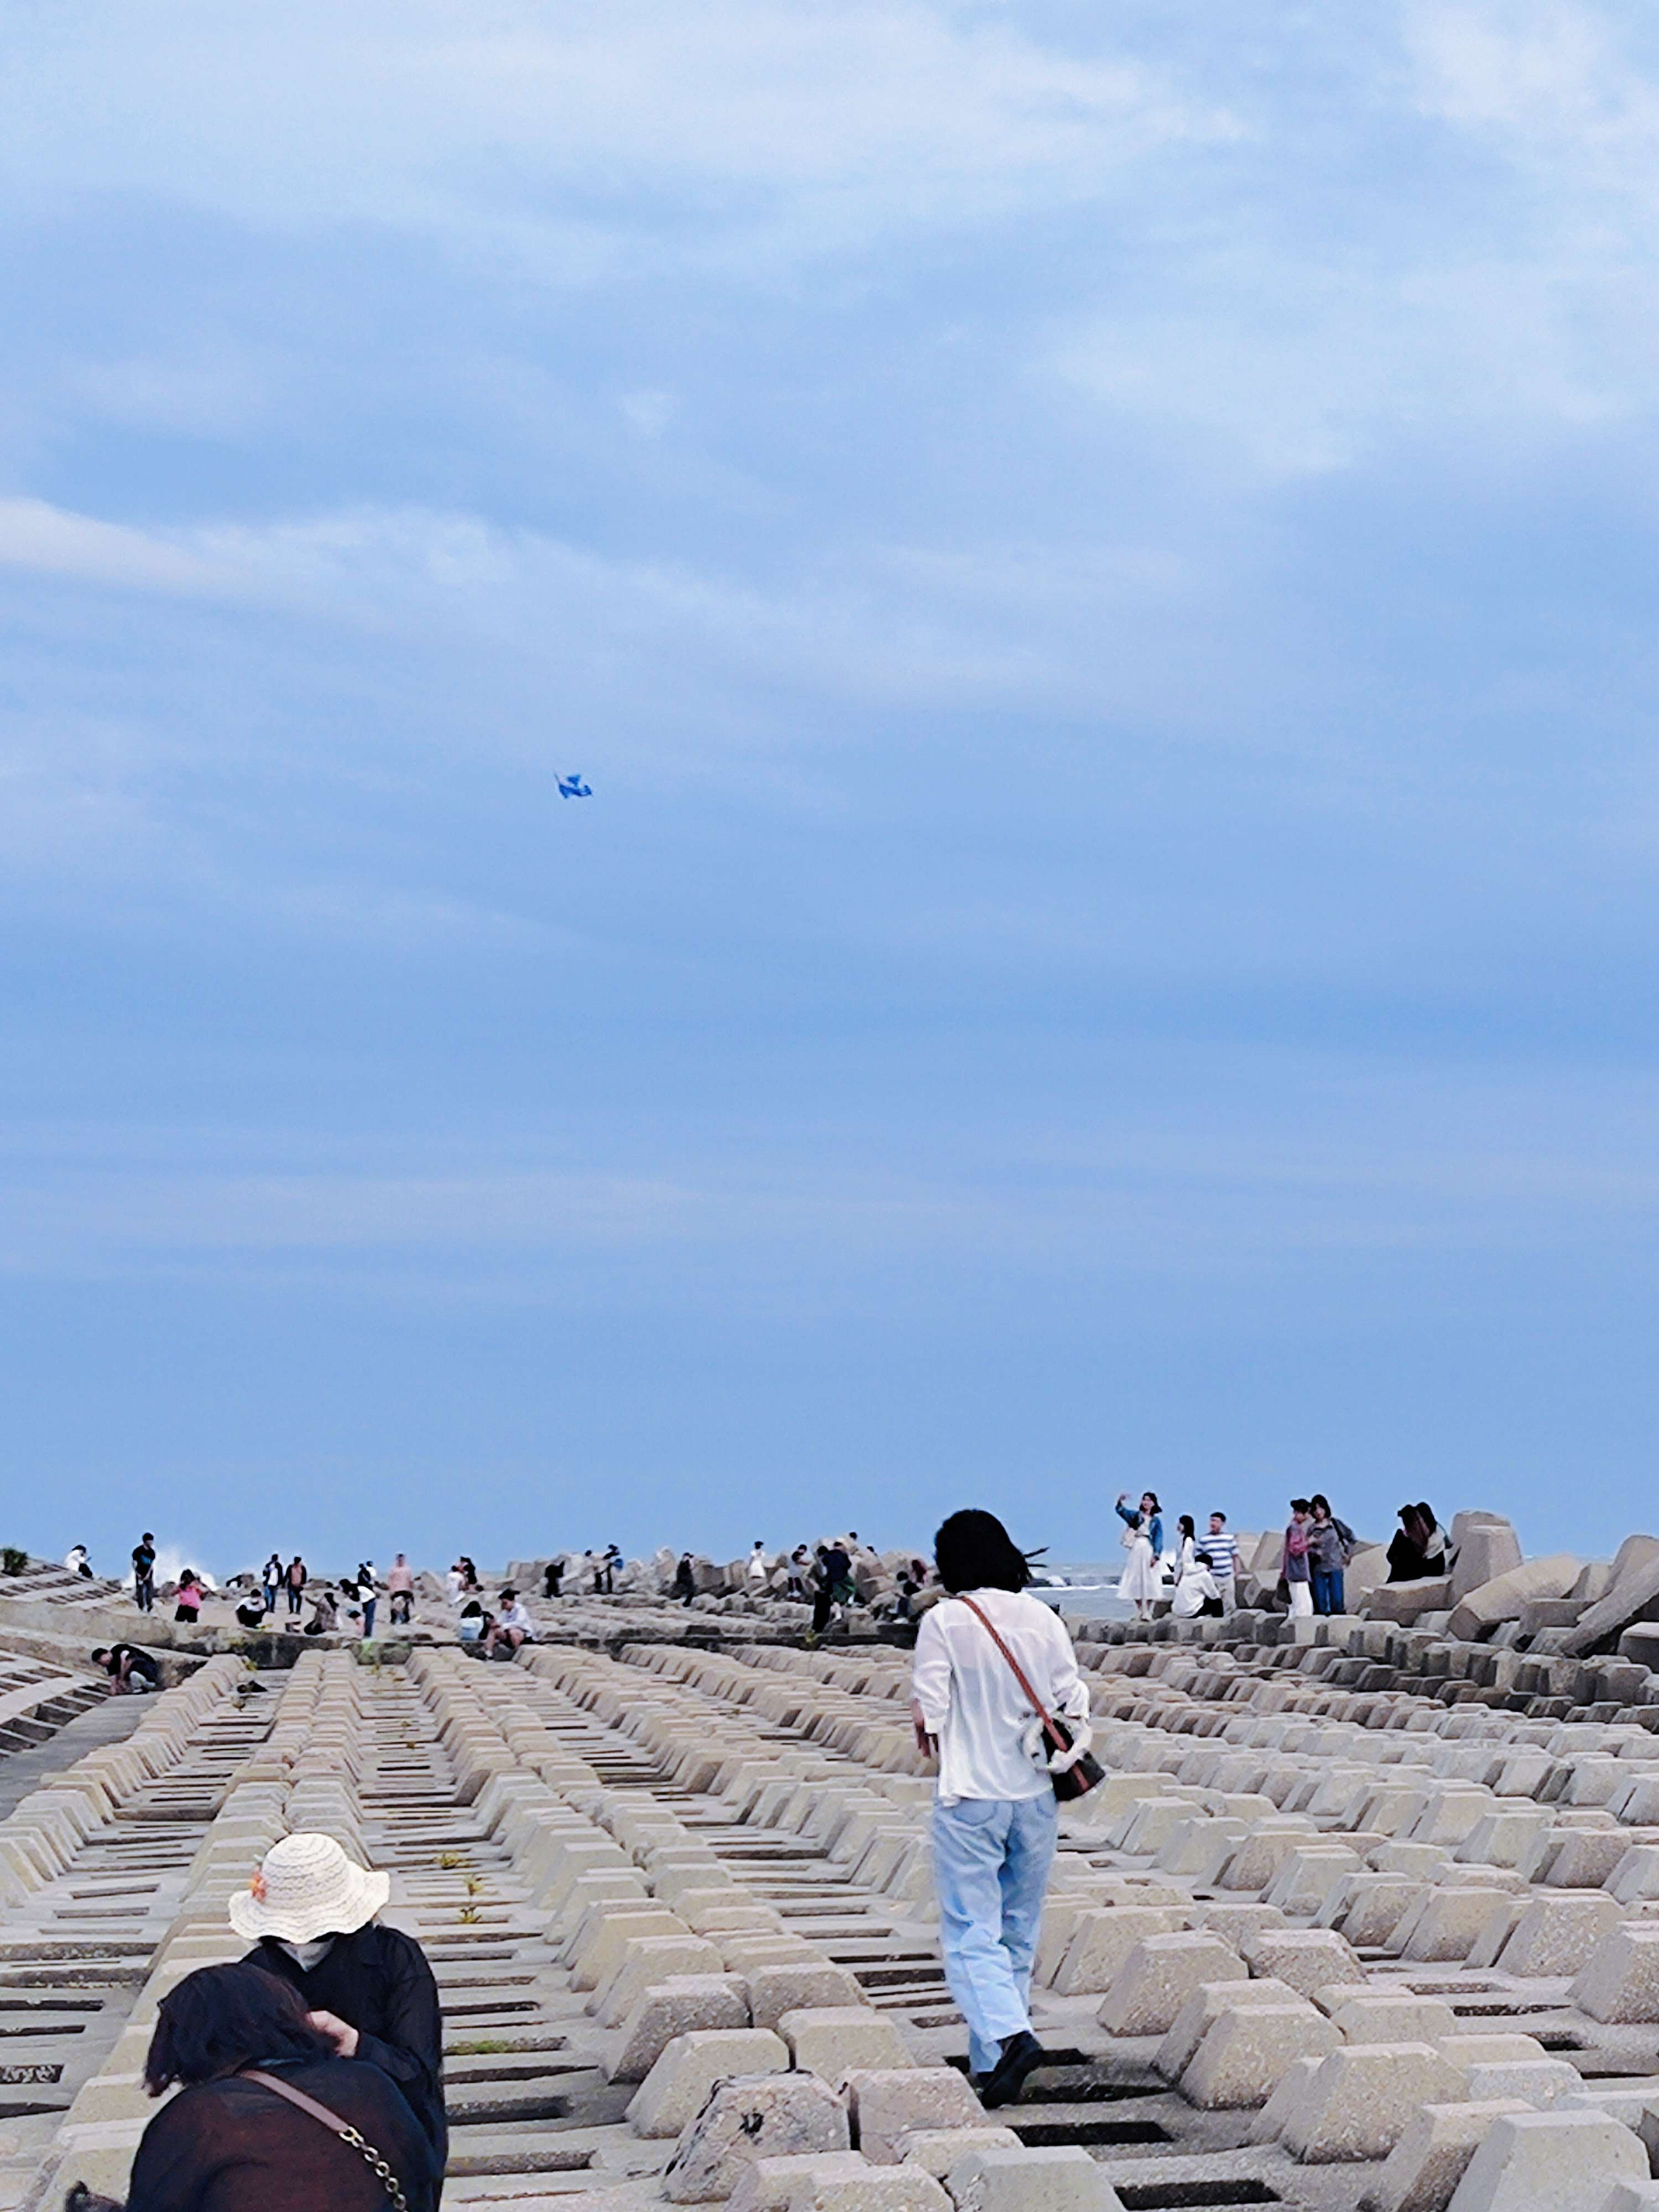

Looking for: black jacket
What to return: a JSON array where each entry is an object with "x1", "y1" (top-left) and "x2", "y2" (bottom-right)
[
  {"x1": 127, "y1": 2055, "x2": 439, "y2": 2212},
  {"x1": 242, "y1": 1924, "x2": 445, "y2": 2163}
]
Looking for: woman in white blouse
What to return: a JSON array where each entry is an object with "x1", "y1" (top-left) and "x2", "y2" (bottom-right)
[{"x1": 911, "y1": 1510, "x2": 1091, "y2": 2111}]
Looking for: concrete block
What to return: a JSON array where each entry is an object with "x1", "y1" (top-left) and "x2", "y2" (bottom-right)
[
  {"x1": 1325, "y1": 1992, "x2": 1458, "y2": 2044},
  {"x1": 1447, "y1": 1556, "x2": 1582, "y2": 1643},
  {"x1": 790, "y1": 2167, "x2": 952, "y2": 2212},
  {"x1": 1443, "y1": 2109, "x2": 1646, "y2": 2212},
  {"x1": 629, "y1": 2028, "x2": 791, "y2": 2137},
  {"x1": 664, "y1": 2069, "x2": 854, "y2": 2201},
  {"x1": 748, "y1": 1963, "x2": 870, "y2": 2030},
  {"x1": 1359, "y1": 2100, "x2": 1531, "y2": 2212},
  {"x1": 781, "y1": 2008, "x2": 916, "y2": 2081},
  {"x1": 1181, "y1": 2001, "x2": 1342, "y2": 2109},
  {"x1": 1243, "y1": 1927, "x2": 1365, "y2": 1997},
  {"x1": 1494, "y1": 1895, "x2": 1623, "y2": 1979},
  {"x1": 1600, "y1": 2185, "x2": 1659, "y2": 2212},
  {"x1": 1281, "y1": 2044, "x2": 1467, "y2": 2162},
  {"x1": 1216, "y1": 1821, "x2": 1319, "y2": 1892},
  {"x1": 1397, "y1": 1887, "x2": 1518, "y2": 1964},
  {"x1": 1154, "y1": 1977, "x2": 1303, "y2": 2082},
  {"x1": 572, "y1": 1905, "x2": 690, "y2": 1989},
  {"x1": 846, "y1": 2068, "x2": 986, "y2": 2164},
  {"x1": 596, "y1": 1935, "x2": 729, "y2": 2025},
  {"x1": 1323, "y1": 1873, "x2": 1425, "y2": 1948},
  {"x1": 1572, "y1": 1926, "x2": 1659, "y2": 2025},
  {"x1": 1447, "y1": 1519, "x2": 1524, "y2": 1603},
  {"x1": 729, "y1": 2154, "x2": 874, "y2": 2212},
  {"x1": 943, "y1": 2145, "x2": 1124, "y2": 2212},
  {"x1": 609, "y1": 1974, "x2": 753, "y2": 2083},
  {"x1": 1096, "y1": 1932, "x2": 1246, "y2": 2039},
  {"x1": 1265, "y1": 1844, "x2": 1364, "y2": 1916},
  {"x1": 896, "y1": 2129, "x2": 1020, "y2": 2178},
  {"x1": 1051, "y1": 1908, "x2": 1187, "y2": 1995},
  {"x1": 1456, "y1": 2059, "x2": 1585, "y2": 2107}
]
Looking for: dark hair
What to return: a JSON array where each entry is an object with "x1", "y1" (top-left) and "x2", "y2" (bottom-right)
[
  {"x1": 1415, "y1": 1501, "x2": 1437, "y2": 1527},
  {"x1": 1289, "y1": 1499, "x2": 1311, "y2": 1515},
  {"x1": 499, "y1": 1589, "x2": 517, "y2": 1601},
  {"x1": 145, "y1": 1963, "x2": 331, "y2": 2094},
  {"x1": 90, "y1": 1648, "x2": 110, "y2": 1665},
  {"x1": 1209, "y1": 1511, "x2": 1226, "y2": 1524},
  {"x1": 1194, "y1": 1550, "x2": 1213, "y2": 1568},
  {"x1": 1140, "y1": 1491, "x2": 1161, "y2": 1511},
  {"x1": 1310, "y1": 1493, "x2": 1331, "y2": 1516},
  {"x1": 933, "y1": 1509, "x2": 1031, "y2": 1595},
  {"x1": 1178, "y1": 1515, "x2": 1195, "y2": 1541}
]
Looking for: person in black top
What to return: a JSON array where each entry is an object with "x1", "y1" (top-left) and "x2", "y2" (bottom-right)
[
  {"x1": 132, "y1": 1533, "x2": 156, "y2": 1614},
  {"x1": 127, "y1": 1960, "x2": 438, "y2": 2212},
  {"x1": 91, "y1": 1644, "x2": 161, "y2": 1694},
  {"x1": 810, "y1": 1542, "x2": 853, "y2": 1636},
  {"x1": 229, "y1": 1831, "x2": 446, "y2": 2174}
]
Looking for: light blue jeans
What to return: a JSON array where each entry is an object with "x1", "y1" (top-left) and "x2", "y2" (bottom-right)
[{"x1": 932, "y1": 1793, "x2": 1058, "y2": 2074}]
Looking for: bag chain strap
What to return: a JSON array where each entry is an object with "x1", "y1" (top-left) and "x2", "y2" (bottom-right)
[{"x1": 337, "y1": 2120, "x2": 410, "y2": 2212}]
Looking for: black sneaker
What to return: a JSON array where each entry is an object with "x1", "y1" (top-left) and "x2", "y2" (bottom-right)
[{"x1": 979, "y1": 2030, "x2": 1045, "y2": 2110}]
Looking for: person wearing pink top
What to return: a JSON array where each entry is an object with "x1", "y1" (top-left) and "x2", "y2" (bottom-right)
[{"x1": 386, "y1": 1554, "x2": 415, "y2": 1627}]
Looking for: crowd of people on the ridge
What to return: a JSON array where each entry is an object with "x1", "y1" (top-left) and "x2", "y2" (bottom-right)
[
  {"x1": 62, "y1": 1489, "x2": 1459, "y2": 1705},
  {"x1": 1112, "y1": 1490, "x2": 1452, "y2": 1625}
]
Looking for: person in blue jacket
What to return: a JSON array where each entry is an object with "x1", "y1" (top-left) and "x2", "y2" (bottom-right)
[{"x1": 1116, "y1": 1491, "x2": 1164, "y2": 1559}]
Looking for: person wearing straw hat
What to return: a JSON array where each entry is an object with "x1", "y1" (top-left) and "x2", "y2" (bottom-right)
[{"x1": 231, "y1": 1832, "x2": 446, "y2": 2174}]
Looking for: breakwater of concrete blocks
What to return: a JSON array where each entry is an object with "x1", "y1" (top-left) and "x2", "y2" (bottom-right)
[{"x1": 8, "y1": 1533, "x2": 1659, "y2": 2210}]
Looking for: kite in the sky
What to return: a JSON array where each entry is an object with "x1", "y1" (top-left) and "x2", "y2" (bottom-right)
[{"x1": 558, "y1": 774, "x2": 592, "y2": 799}]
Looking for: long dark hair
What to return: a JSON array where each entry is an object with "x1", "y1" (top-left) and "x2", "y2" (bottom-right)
[
  {"x1": 145, "y1": 1963, "x2": 332, "y2": 2094},
  {"x1": 933, "y1": 1509, "x2": 1032, "y2": 1594}
]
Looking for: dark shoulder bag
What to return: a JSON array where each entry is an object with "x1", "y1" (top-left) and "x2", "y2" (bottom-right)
[{"x1": 956, "y1": 1596, "x2": 1104, "y2": 1802}]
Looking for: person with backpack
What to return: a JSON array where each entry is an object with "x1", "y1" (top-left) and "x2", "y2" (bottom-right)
[
  {"x1": 910, "y1": 1509, "x2": 1092, "y2": 2111},
  {"x1": 1308, "y1": 1494, "x2": 1355, "y2": 1615}
]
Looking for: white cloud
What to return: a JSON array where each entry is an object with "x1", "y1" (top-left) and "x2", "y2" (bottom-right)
[
  {"x1": 0, "y1": 498, "x2": 231, "y2": 597},
  {"x1": 0, "y1": 2, "x2": 1235, "y2": 270},
  {"x1": 0, "y1": 495, "x2": 1194, "y2": 724}
]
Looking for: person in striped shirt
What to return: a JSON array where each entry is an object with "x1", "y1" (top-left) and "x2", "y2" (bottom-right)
[{"x1": 1204, "y1": 1514, "x2": 1239, "y2": 1609}]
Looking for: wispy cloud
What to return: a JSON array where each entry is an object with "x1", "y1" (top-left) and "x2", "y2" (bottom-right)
[{"x1": 1, "y1": 2, "x2": 1234, "y2": 269}]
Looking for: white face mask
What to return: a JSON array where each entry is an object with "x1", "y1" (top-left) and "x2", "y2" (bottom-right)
[{"x1": 276, "y1": 1936, "x2": 336, "y2": 1971}]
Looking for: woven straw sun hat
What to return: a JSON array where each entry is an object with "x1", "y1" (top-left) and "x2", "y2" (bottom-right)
[{"x1": 228, "y1": 1832, "x2": 391, "y2": 1943}]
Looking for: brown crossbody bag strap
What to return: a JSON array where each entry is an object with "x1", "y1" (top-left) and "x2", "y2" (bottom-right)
[
  {"x1": 241, "y1": 2069, "x2": 410, "y2": 2212},
  {"x1": 954, "y1": 1595, "x2": 1069, "y2": 1756}
]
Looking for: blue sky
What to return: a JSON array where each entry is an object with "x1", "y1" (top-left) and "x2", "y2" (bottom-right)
[{"x1": 3, "y1": 1, "x2": 1658, "y2": 1578}]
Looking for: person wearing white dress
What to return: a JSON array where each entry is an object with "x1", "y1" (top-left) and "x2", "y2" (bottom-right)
[{"x1": 1117, "y1": 1514, "x2": 1159, "y2": 1620}]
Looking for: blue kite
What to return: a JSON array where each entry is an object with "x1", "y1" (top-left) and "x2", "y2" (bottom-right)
[{"x1": 558, "y1": 773, "x2": 592, "y2": 799}]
